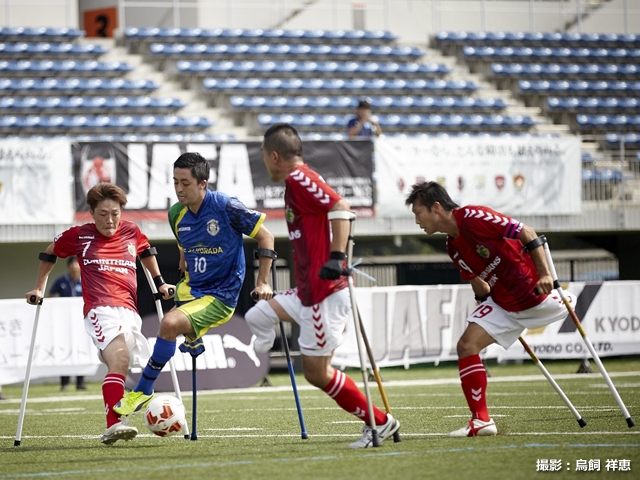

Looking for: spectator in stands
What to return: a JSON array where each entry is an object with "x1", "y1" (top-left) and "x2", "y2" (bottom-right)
[
  {"x1": 347, "y1": 100, "x2": 382, "y2": 138},
  {"x1": 47, "y1": 256, "x2": 86, "y2": 391}
]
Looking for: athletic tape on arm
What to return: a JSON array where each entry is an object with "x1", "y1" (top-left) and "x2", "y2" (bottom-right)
[
  {"x1": 524, "y1": 235, "x2": 547, "y2": 253},
  {"x1": 327, "y1": 210, "x2": 356, "y2": 221}
]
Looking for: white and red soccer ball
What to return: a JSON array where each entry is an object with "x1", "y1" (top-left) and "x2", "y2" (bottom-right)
[{"x1": 144, "y1": 394, "x2": 186, "y2": 437}]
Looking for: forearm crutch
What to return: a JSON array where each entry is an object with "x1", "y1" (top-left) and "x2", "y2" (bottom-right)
[
  {"x1": 15, "y1": 279, "x2": 48, "y2": 446},
  {"x1": 252, "y1": 249, "x2": 308, "y2": 439},
  {"x1": 541, "y1": 236, "x2": 634, "y2": 428},
  {"x1": 142, "y1": 266, "x2": 191, "y2": 439},
  {"x1": 331, "y1": 211, "x2": 380, "y2": 447},
  {"x1": 355, "y1": 305, "x2": 402, "y2": 442},
  {"x1": 191, "y1": 356, "x2": 198, "y2": 440},
  {"x1": 518, "y1": 336, "x2": 586, "y2": 427}
]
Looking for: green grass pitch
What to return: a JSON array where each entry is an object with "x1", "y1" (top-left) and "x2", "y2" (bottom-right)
[{"x1": 1, "y1": 358, "x2": 638, "y2": 479}]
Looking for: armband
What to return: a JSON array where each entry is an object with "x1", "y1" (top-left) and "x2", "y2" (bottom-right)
[
  {"x1": 254, "y1": 249, "x2": 277, "y2": 260},
  {"x1": 38, "y1": 252, "x2": 57, "y2": 263},
  {"x1": 475, "y1": 293, "x2": 490, "y2": 303},
  {"x1": 329, "y1": 251, "x2": 346, "y2": 260},
  {"x1": 153, "y1": 275, "x2": 166, "y2": 289},
  {"x1": 523, "y1": 235, "x2": 547, "y2": 253},
  {"x1": 139, "y1": 247, "x2": 158, "y2": 258},
  {"x1": 327, "y1": 210, "x2": 356, "y2": 221}
]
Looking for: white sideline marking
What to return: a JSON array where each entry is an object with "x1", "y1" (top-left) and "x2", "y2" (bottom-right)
[{"x1": 1, "y1": 371, "x2": 637, "y2": 405}]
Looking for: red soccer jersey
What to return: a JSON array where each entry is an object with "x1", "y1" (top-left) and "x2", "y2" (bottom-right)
[
  {"x1": 446, "y1": 205, "x2": 544, "y2": 312},
  {"x1": 53, "y1": 221, "x2": 150, "y2": 316},
  {"x1": 284, "y1": 164, "x2": 347, "y2": 306}
]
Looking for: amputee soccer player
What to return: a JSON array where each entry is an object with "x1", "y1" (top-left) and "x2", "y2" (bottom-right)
[
  {"x1": 405, "y1": 181, "x2": 576, "y2": 437},
  {"x1": 115, "y1": 152, "x2": 275, "y2": 415},
  {"x1": 26, "y1": 182, "x2": 175, "y2": 445},
  {"x1": 244, "y1": 123, "x2": 400, "y2": 448}
]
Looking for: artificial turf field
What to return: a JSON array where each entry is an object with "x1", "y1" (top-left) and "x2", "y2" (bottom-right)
[{"x1": 1, "y1": 358, "x2": 638, "y2": 480}]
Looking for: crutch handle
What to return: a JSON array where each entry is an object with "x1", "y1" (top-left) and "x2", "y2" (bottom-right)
[
  {"x1": 29, "y1": 295, "x2": 36, "y2": 304},
  {"x1": 251, "y1": 292, "x2": 258, "y2": 301}
]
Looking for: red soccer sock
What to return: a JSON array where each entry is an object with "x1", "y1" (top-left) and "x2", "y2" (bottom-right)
[
  {"x1": 102, "y1": 373, "x2": 126, "y2": 427},
  {"x1": 323, "y1": 369, "x2": 387, "y2": 426},
  {"x1": 458, "y1": 354, "x2": 490, "y2": 422}
]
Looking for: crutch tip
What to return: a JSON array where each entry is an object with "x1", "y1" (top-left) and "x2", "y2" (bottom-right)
[
  {"x1": 183, "y1": 434, "x2": 190, "y2": 440},
  {"x1": 578, "y1": 418, "x2": 587, "y2": 428},
  {"x1": 393, "y1": 431, "x2": 402, "y2": 442},
  {"x1": 301, "y1": 432, "x2": 309, "y2": 440},
  {"x1": 190, "y1": 434, "x2": 198, "y2": 441},
  {"x1": 626, "y1": 417, "x2": 635, "y2": 428},
  {"x1": 13, "y1": 440, "x2": 20, "y2": 447}
]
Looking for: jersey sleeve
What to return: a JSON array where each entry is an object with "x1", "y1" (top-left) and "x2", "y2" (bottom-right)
[
  {"x1": 225, "y1": 197, "x2": 266, "y2": 238},
  {"x1": 52, "y1": 226, "x2": 81, "y2": 259},
  {"x1": 168, "y1": 202, "x2": 186, "y2": 247},
  {"x1": 288, "y1": 167, "x2": 342, "y2": 214},
  {"x1": 134, "y1": 224, "x2": 151, "y2": 254},
  {"x1": 461, "y1": 206, "x2": 524, "y2": 240}
]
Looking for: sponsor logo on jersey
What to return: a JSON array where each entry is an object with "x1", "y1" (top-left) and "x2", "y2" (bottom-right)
[
  {"x1": 288, "y1": 229, "x2": 301, "y2": 240},
  {"x1": 78, "y1": 235, "x2": 95, "y2": 239},
  {"x1": 479, "y1": 256, "x2": 501, "y2": 281},
  {"x1": 178, "y1": 226, "x2": 191, "y2": 232},
  {"x1": 495, "y1": 175, "x2": 505, "y2": 190},
  {"x1": 476, "y1": 245, "x2": 490, "y2": 258},
  {"x1": 285, "y1": 208, "x2": 295, "y2": 223},
  {"x1": 206, "y1": 218, "x2": 219, "y2": 236},
  {"x1": 127, "y1": 243, "x2": 136, "y2": 257}
]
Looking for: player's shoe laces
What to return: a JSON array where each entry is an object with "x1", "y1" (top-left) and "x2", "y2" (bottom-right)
[
  {"x1": 100, "y1": 423, "x2": 138, "y2": 445},
  {"x1": 113, "y1": 391, "x2": 153, "y2": 416},
  {"x1": 348, "y1": 414, "x2": 401, "y2": 448},
  {"x1": 448, "y1": 418, "x2": 497, "y2": 437}
]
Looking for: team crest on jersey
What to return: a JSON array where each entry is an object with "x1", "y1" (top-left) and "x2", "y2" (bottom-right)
[
  {"x1": 127, "y1": 243, "x2": 136, "y2": 257},
  {"x1": 285, "y1": 208, "x2": 295, "y2": 223},
  {"x1": 476, "y1": 245, "x2": 490, "y2": 258},
  {"x1": 207, "y1": 219, "x2": 220, "y2": 236}
]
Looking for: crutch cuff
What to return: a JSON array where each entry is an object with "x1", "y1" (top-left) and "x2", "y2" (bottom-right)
[
  {"x1": 139, "y1": 247, "x2": 158, "y2": 258},
  {"x1": 523, "y1": 235, "x2": 547, "y2": 252},
  {"x1": 38, "y1": 252, "x2": 57, "y2": 263},
  {"x1": 327, "y1": 210, "x2": 356, "y2": 221},
  {"x1": 254, "y1": 248, "x2": 277, "y2": 259}
]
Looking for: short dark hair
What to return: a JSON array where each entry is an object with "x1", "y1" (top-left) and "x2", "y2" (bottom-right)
[
  {"x1": 405, "y1": 181, "x2": 459, "y2": 211},
  {"x1": 174, "y1": 152, "x2": 210, "y2": 183},
  {"x1": 357, "y1": 100, "x2": 371, "y2": 110},
  {"x1": 67, "y1": 256, "x2": 78, "y2": 266},
  {"x1": 263, "y1": 123, "x2": 303, "y2": 161},
  {"x1": 86, "y1": 183, "x2": 127, "y2": 211}
]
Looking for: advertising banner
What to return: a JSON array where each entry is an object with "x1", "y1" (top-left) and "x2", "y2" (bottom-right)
[
  {"x1": 374, "y1": 136, "x2": 582, "y2": 217},
  {"x1": 332, "y1": 281, "x2": 640, "y2": 369},
  {"x1": 71, "y1": 141, "x2": 374, "y2": 221},
  {"x1": 0, "y1": 138, "x2": 73, "y2": 224}
]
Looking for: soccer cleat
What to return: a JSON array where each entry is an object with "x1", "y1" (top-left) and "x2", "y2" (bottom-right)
[
  {"x1": 348, "y1": 414, "x2": 401, "y2": 449},
  {"x1": 448, "y1": 418, "x2": 497, "y2": 437},
  {"x1": 100, "y1": 423, "x2": 138, "y2": 445},
  {"x1": 113, "y1": 391, "x2": 153, "y2": 416}
]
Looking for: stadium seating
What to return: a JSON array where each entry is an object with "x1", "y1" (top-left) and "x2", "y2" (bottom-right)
[
  {"x1": 491, "y1": 62, "x2": 639, "y2": 79},
  {"x1": 0, "y1": 114, "x2": 213, "y2": 134},
  {"x1": 0, "y1": 78, "x2": 160, "y2": 95},
  {"x1": 0, "y1": 95, "x2": 186, "y2": 114},
  {"x1": 0, "y1": 59, "x2": 133, "y2": 76},
  {"x1": 255, "y1": 112, "x2": 534, "y2": 133},
  {"x1": 0, "y1": 26, "x2": 84, "y2": 41},
  {"x1": 0, "y1": 42, "x2": 107, "y2": 58},
  {"x1": 175, "y1": 60, "x2": 449, "y2": 78},
  {"x1": 228, "y1": 95, "x2": 506, "y2": 114}
]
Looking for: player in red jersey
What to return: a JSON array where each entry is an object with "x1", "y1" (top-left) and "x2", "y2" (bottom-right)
[
  {"x1": 245, "y1": 123, "x2": 400, "y2": 448},
  {"x1": 26, "y1": 183, "x2": 174, "y2": 446},
  {"x1": 405, "y1": 181, "x2": 575, "y2": 437}
]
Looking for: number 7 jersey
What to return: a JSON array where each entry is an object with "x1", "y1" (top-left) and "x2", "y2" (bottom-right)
[{"x1": 169, "y1": 189, "x2": 266, "y2": 307}]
